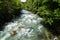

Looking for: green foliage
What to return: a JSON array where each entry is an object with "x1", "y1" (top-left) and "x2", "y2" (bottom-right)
[
  {"x1": 0, "y1": 0, "x2": 59, "y2": 26},
  {"x1": 0, "y1": 0, "x2": 21, "y2": 17},
  {"x1": 20, "y1": 0, "x2": 60, "y2": 25},
  {"x1": 53, "y1": 8, "x2": 60, "y2": 19},
  {"x1": 21, "y1": 0, "x2": 33, "y2": 11}
]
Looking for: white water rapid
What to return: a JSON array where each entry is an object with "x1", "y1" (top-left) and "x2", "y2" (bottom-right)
[{"x1": 0, "y1": 10, "x2": 51, "y2": 40}]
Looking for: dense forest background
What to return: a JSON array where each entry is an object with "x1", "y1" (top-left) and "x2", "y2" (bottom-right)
[{"x1": 0, "y1": 0, "x2": 60, "y2": 36}]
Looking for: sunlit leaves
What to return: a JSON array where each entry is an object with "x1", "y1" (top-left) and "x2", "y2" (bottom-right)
[
  {"x1": 45, "y1": 18, "x2": 53, "y2": 25},
  {"x1": 53, "y1": 8, "x2": 60, "y2": 19}
]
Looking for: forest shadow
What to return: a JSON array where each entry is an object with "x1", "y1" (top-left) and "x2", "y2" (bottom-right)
[
  {"x1": 44, "y1": 19, "x2": 60, "y2": 36},
  {"x1": 0, "y1": 9, "x2": 21, "y2": 31}
]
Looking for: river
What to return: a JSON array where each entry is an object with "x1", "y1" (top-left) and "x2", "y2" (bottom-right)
[{"x1": 0, "y1": 10, "x2": 59, "y2": 40}]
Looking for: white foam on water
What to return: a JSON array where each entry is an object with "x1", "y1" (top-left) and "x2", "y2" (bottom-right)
[
  {"x1": 1, "y1": 33, "x2": 10, "y2": 40},
  {"x1": 0, "y1": 10, "x2": 46, "y2": 40}
]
